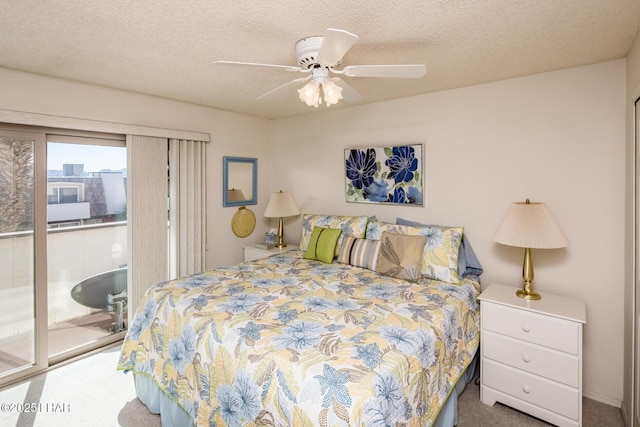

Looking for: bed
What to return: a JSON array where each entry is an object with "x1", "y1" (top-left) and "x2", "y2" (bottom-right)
[{"x1": 118, "y1": 216, "x2": 483, "y2": 427}]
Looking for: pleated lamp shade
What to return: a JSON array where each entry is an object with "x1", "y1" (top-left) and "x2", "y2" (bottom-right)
[{"x1": 494, "y1": 200, "x2": 569, "y2": 249}]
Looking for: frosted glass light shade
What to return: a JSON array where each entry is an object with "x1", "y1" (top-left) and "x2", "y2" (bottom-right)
[
  {"x1": 264, "y1": 191, "x2": 300, "y2": 218},
  {"x1": 297, "y1": 80, "x2": 343, "y2": 108},
  {"x1": 494, "y1": 200, "x2": 569, "y2": 249},
  {"x1": 297, "y1": 82, "x2": 319, "y2": 107},
  {"x1": 322, "y1": 80, "x2": 343, "y2": 107}
]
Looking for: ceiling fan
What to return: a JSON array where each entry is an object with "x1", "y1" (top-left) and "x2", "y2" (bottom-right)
[{"x1": 214, "y1": 28, "x2": 427, "y2": 108}]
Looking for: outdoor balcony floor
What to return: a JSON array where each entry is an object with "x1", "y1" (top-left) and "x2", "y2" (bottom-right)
[{"x1": 0, "y1": 311, "x2": 118, "y2": 374}]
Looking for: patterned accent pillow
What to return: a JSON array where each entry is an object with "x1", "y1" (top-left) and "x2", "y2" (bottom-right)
[
  {"x1": 366, "y1": 221, "x2": 464, "y2": 283},
  {"x1": 337, "y1": 235, "x2": 381, "y2": 270},
  {"x1": 397, "y1": 217, "x2": 484, "y2": 278},
  {"x1": 300, "y1": 214, "x2": 369, "y2": 255},
  {"x1": 375, "y1": 232, "x2": 427, "y2": 282},
  {"x1": 303, "y1": 226, "x2": 342, "y2": 264}
]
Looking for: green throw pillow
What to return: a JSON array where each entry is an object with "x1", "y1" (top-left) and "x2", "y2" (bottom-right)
[{"x1": 304, "y1": 226, "x2": 342, "y2": 263}]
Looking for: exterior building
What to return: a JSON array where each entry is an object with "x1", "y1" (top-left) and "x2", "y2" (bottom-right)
[{"x1": 47, "y1": 164, "x2": 126, "y2": 227}]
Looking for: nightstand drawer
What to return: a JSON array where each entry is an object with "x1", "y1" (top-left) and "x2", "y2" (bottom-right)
[
  {"x1": 482, "y1": 302, "x2": 579, "y2": 354},
  {"x1": 244, "y1": 247, "x2": 269, "y2": 262},
  {"x1": 483, "y1": 359, "x2": 580, "y2": 421},
  {"x1": 482, "y1": 330, "x2": 579, "y2": 387}
]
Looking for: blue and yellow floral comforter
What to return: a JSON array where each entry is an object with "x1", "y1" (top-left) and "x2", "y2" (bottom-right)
[{"x1": 118, "y1": 251, "x2": 480, "y2": 427}]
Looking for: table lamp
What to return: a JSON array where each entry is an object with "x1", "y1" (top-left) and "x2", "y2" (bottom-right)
[
  {"x1": 494, "y1": 199, "x2": 569, "y2": 300},
  {"x1": 264, "y1": 190, "x2": 300, "y2": 248}
]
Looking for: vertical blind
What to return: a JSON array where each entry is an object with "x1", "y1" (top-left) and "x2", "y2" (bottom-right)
[
  {"x1": 169, "y1": 138, "x2": 206, "y2": 279},
  {"x1": 126, "y1": 135, "x2": 169, "y2": 315},
  {"x1": 127, "y1": 135, "x2": 207, "y2": 317}
]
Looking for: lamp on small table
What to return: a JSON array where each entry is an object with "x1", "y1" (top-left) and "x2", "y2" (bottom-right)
[
  {"x1": 494, "y1": 199, "x2": 569, "y2": 300},
  {"x1": 264, "y1": 190, "x2": 300, "y2": 248}
]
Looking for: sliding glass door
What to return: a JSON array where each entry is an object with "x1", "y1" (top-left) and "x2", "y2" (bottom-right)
[
  {"x1": 0, "y1": 129, "x2": 47, "y2": 383},
  {"x1": 46, "y1": 136, "x2": 127, "y2": 362},
  {"x1": 0, "y1": 127, "x2": 128, "y2": 386}
]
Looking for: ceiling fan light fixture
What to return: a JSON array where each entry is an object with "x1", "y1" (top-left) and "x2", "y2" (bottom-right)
[
  {"x1": 218, "y1": 29, "x2": 426, "y2": 109},
  {"x1": 297, "y1": 81, "x2": 320, "y2": 107},
  {"x1": 322, "y1": 80, "x2": 343, "y2": 107}
]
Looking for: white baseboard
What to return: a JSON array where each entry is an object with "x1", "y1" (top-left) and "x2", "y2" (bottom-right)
[
  {"x1": 583, "y1": 388, "x2": 622, "y2": 408},
  {"x1": 620, "y1": 400, "x2": 630, "y2": 427}
]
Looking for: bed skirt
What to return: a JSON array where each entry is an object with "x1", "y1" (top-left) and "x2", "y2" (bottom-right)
[{"x1": 132, "y1": 353, "x2": 478, "y2": 427}]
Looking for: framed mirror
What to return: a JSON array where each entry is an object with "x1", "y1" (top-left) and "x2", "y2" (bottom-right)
[{"x1": 223, "y1": 156, "x2": 257, "y2": 207}]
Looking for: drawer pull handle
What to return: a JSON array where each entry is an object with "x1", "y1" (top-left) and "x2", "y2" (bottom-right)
[
  {"x1": 522, "y1": 385, "x2": 531, "y2": 394},
  {"x1": 522, "y1": 354, "x2": 531, "y2": 363},
  {"x1": 522, "y1": 324, "x2": 531, "y2": 333}
]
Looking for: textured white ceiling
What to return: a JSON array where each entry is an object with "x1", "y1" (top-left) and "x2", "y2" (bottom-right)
[{"x1": 1, "y1": 0, "x2": 639, "y2": 119}]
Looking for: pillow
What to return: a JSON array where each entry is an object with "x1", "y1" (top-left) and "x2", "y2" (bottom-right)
[
  {"x1": 304, "y1": 227, "x2": 342, "y2": 263},
  {"x1": 337, "y1": 235, "x2": 381, "y2": 270},
  {"x1": 366, "y1": 220, "x2": 463, "y2": 283},
  {"x1": 396, "y1": 217, "x2": 484, "y2": 278},
  {"x1": 375, "y1": 232, "x2": 426, "y2": 282},
  {"x1": 299, "y1": 214, "x2": 369, "y2": 255}
]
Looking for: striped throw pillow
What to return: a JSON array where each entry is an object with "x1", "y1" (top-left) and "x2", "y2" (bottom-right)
[{"x1": 337, "y1": 235, "x2": 381, "y2": 270}]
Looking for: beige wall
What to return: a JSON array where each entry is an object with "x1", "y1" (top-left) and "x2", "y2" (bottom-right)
[
  {"x1": 0, "y1": 67, "x2": 273, "y2": 269},
  {"x1": 271, "y1": 60, "x2": 627, "y2": 405}
]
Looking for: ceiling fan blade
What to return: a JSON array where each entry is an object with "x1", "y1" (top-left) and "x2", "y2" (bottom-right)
[
  {"x1": 257, "y1": 76, "x2": 311, "y2": 100},
  {"x1": 214, "y1": 60, "x2": 301, "y2": 72},
  {"x1": 343, "y1": 64, "x2": 427, "y2": 78},
  {"x1": 316, "y1": 28, "x2": 359, "y2": 67},
  {"x1": 332, "y1": 78, "x2": 362, "y2": 103}
]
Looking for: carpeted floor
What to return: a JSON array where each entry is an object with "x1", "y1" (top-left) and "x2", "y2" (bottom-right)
[
  {"x1": 456, "y1": 374, "x2": 625, "y2": 426},
  {"x1": 0, "y1": 311, "x2": 116, "y2": 373},
  {"x1": 0, "y1": 345, "x2": 159, "y2": 427},
  {"x1": 0, "y1": 343, "x2": 625, "y2": 427}
]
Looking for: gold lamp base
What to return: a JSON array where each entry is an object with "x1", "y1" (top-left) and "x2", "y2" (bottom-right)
[
  {"x1": 275, "y1": 216, "x2": 287, "y2": 248},
  {"x1": 517, "y1": 247, "x2": 542, "y2": 300},
  {"x1": 516, "y1": 282, "x2": 541, "y2": 300}
]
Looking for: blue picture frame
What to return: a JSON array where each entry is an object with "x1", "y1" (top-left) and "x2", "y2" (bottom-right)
[{"x1": 223, "y1": 156, "x2": 257, "y2": 207}]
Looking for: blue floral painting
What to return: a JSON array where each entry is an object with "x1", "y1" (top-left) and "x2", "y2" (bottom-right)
[{"x1": 345, "y1": 144, "x2": 424, "y2": 205}]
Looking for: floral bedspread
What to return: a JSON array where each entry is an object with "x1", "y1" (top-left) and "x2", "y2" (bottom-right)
[{"x1": 117, "y1": 251, "x2": 480, "y2": 427}]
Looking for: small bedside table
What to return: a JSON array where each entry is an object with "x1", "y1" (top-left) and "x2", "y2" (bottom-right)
[
  {"x1": 243, "y1": 245, "x2": 299, "y2": 262},
  {"x1": 478, "y1": 283, "x2": 586, "y2": 427}
]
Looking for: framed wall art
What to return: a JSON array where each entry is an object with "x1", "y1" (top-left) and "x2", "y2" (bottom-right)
[{"x1": 345, "y1": 144, "x2": 424, "y2": 206}]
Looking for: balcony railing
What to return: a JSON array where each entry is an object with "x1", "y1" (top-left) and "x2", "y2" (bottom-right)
[{"x1": 0, "y1": 222, "x2": 127, "y2": 340}]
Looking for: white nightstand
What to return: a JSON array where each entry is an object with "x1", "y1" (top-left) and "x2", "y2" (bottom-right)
[
  {"x1": 243, "y1": 245, "x2": 299, "y2": 262},
  {"x1": 479, "y1": 283, "x2": 587, "y2": 427}
]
